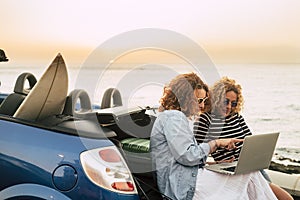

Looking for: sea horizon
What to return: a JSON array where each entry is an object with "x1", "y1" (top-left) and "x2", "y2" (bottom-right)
[{"x1": 0, "y1": 63, "x2": 299, "y2": 168}]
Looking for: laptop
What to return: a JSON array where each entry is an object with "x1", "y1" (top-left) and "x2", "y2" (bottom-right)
[{"x1": 205, "y1": 132, "x2": 279, "y2": 175}]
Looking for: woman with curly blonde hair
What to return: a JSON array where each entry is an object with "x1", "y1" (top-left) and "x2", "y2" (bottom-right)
[
  {"x1": 159, "y1": 72, "x2": 210, "y2": 116},
  {"x1": 194, "y1": 76, "x2": 293, "y2": 200},
  {"x1": 151, "y1": 73, "x2": 277, "y2": 200},
  {"x1": 194, "y1": 76, "x2": 250, "y2": 161},
  {"x1": 210, "y1": 77, "x2": 243, "y2": 116}
]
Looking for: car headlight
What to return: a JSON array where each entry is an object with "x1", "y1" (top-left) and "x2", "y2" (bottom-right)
[{"x1": 80, "y1": 146, "x2": 138, "y2": 194}]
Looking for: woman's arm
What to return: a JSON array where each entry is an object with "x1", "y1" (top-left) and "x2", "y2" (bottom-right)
[
  {"x1": 164, "y1": 113, "x2": 210, "y2": 166},
  {"x1": 164, "y1": 112, "x2": 243, "y2": 166},
  {"x1": 193, "y1": 113, "x2": 211, "y2": 143},
  {"x1": 238, "y1": 114, "x2": 252, "y2": 136}
]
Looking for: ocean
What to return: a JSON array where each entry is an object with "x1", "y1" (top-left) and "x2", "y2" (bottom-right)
[{"x1": 0, "y1": 63, "x2": 299, "y2": 168}]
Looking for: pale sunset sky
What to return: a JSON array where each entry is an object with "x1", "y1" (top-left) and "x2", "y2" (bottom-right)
[{"x1": 1, "y1": 0, "x2": 300, "y2": 67}]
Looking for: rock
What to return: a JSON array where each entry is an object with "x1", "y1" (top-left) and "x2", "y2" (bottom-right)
[{"x1": 269, "y1": 161, "x2": 300, "y2": 174}]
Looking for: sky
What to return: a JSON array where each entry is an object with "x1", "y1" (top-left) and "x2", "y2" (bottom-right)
[{"x1": 1, "y1": 0, "x2": 300, "y2": 67}]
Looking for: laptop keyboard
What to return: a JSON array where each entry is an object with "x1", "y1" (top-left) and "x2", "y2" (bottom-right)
[{"x1": 222, "y1": 166, "x2": 236, "y2": 172}]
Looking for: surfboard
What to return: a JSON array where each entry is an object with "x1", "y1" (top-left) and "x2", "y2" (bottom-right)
[{"x1": 14, "y1": 53, "x2": 68, "y2": 121}]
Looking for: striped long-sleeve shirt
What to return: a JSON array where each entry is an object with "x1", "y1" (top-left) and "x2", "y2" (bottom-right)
[{"x1": 193, "y1": 112, "x2": 252, "y2": 161}]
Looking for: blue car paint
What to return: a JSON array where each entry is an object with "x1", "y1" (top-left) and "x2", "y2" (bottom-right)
[
  {"x1": 0, "y1": 118, "x2": 140, "y2": 200},
  {"x1": 0, "y1": 183, "x2": 72, "y2": 200}
]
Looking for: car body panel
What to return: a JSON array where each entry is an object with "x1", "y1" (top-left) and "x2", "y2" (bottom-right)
[{"x1": 0, "y1": 117, "x2": 139, "y2": 199}]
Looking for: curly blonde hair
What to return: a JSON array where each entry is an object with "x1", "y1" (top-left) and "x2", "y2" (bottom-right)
[
  {"x1": 201, "y1": 83, "x2": 211, "y2": 113},
  {"x1": 209, "y1": 77, "x2": 244, "y2": 115},
  {"x1": 159, "y1": 72, "x2": 206, "y2": 117}
]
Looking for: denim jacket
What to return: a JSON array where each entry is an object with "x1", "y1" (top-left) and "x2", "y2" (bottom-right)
[{"x1": 150, "y1": 110, "x2": 210, "y2": 200}]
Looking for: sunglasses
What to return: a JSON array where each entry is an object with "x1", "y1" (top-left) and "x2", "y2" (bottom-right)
[
  {"x1": 224, "y1": 98, "x2": 238, "y2": 107},
  {"x1": 197, "y1": 97, "x2": 208, "y2": 104}
]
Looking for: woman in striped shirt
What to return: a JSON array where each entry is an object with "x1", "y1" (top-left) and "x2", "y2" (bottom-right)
[
  {"x1": 194, "y1": 76, "x2": 293, "y2": 200},
  {"x1": 193, "y1": 76, "x2": 249, "y2": 161}
]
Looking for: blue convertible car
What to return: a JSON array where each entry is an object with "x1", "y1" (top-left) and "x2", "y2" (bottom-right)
[
  {"x1": 0, "y1": 54, "x2": 161, "y2": 200},
  {"x1": 1, "y1": 54, "x2": 299, "y2": 200}
]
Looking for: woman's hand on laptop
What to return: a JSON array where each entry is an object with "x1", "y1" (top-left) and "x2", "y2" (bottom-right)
[
  {"x1": 216, "y1": 138, "x2": 244, "y2": 150},
  {"x1": 208, "y1": 138, "x2": 244, "y2": 153}
]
